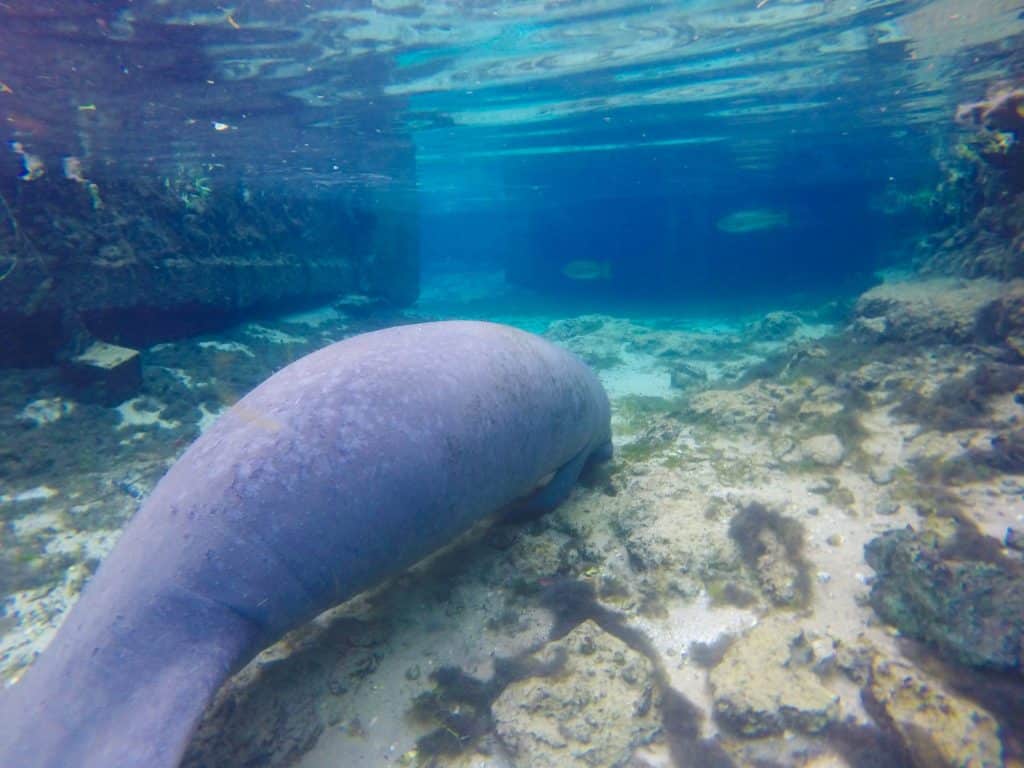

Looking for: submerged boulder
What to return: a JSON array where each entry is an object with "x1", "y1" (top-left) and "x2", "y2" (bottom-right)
[
  {"x1": 491, "y1": 621, "x2": 661, "y2": 768},
  {"x1": 709, "y1": 616, "x2": 840, "y2": 737},
  {"x1": 745, "y1": 310, "x2": 802, "y2": 341},
  {"x1": 865, "y1": 657, "x2": 1003, "y2": 768},
  {"x1": 865, "y1": 527, "x2": 1024, "y2": 672},
  {"x1": 851, "y1": 278, "x2": 1011, "y2": 345}
]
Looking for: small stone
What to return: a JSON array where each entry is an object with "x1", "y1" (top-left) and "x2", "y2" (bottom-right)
[
  {"x1": 1006, "y1": 528, "x2": 1024, "y2": 552},
  {"x1": 869, "y1": 464, "x2": 895, "y2": 485},
  {"x1": 669, "y1": 363, "x2": 708, "y2": 389},
  {"x1": 61, "y1": 341, "x2": 142, "y2": 406},
  {"x1": 808, "y1": 478, "x2": 836, "y2": 494},
  {"x1": 404, "y1": 665, "x2": 421, "y2": 681},
  {"x1": 800, "y1": 434, "x2": 845, "y2": 467},
  {"x1": 826, "y1": 534, "x2": 843, "y2": 547},
  {"x1": 875, "y1": 499, "x2": 900, "y2": 516},
  {"x1": 834, "y1": 640, "x2": 874, "y2": 684}
]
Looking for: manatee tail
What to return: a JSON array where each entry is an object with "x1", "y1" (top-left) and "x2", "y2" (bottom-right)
[{"x1": 0, "y1": 586, "x2": 260, "y2": 768}]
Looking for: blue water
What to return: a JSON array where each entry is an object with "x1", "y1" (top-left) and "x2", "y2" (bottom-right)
[{"x1": 2, "y1": 1, "x2": 1019, "y2": 310}]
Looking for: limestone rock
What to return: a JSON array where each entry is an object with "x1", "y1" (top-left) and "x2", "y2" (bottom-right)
[
  {"x1": 865, "y1": 527, "x2": 1024, "y2": 672},
  {"x1": 866, "y1": 657, "x2": 1003, "y2": 768},
  {"x1": 545, "y1": 315, "x2": 626, "y2": 370},
  {"x1": 746, "y1": 310, "x2": 803, "y2": 341},
  {"x1": 491, "y1": 620, "x2": 660, "y2": 768},
  {"x1": 799, "y1": 434, "x2": 845, "y2": 467},
  {"x1": 852, "y1": 278, "x2": 1017, "y2": 345},
  {"x1": 669, "y1": 362, "x2": 708, "y2": 390},
  {"x1": 709, "y1": 616, "x2": 840, "y2": 737},
  {"x1": 61, "y1": 341, "x2": 142, "y2": 405}
]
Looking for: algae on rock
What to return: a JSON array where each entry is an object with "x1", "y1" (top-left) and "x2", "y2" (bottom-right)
[
  {"x1": 491, "y1": 620, "x2": 661, "y2": 768},
  {"x1": 866, "y1": 657, "x2": 1003, "y2": 768},
  {"x1": 708, "y1": 615, "x2": 840, "y2": 737},
  {"x1": 865, "y1": 527, "x2": 1024, "y2": 673}
]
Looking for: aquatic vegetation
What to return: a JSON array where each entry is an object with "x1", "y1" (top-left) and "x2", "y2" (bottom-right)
[
  {"x1": 727, "y1": 503, "x2": 811, "y2": 609},
  {"x1": 892, "y1": 361, "x2": 1024, "y2": 432}
]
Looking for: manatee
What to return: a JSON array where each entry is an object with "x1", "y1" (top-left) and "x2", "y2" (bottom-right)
[{"x1": 0, "y1": 320, "x2": 612, "y2": 768}]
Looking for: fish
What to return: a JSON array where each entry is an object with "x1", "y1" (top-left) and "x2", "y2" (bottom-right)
[
  {"x1": 562, "y1": 260, "x2": 612, "y2": 280},
  {"x1": 715, "y1": 208, "x2": 790, "y2": 234}
]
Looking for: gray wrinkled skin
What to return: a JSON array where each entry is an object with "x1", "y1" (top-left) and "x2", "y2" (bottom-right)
[{"x1": 0, "y1": 320, "x2": 612, "y2": 768}]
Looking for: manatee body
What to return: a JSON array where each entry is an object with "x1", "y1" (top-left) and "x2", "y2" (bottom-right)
[{"x1": 0, "y1": 320, "x2": 612, "y2": 768}]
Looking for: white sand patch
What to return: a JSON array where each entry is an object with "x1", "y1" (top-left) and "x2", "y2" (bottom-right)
[
  {"x1": 198, "y1": 340, "x2": 256, "y2": 358},
  {"x1": 600, "y1": 350, "x2": 675, "y2": 400},
  {"x1": 17, "y1": 398, "x2": 74, "y2": 426},
  {"x1": 116, "y1": 397, "x2": 180, "y2": 430},
  {"x1": 10, "y1": 510, "x2": 63, "y2": 537},
  {"x1": 244, "y1": 324, "x2": 306, "y2": 345},
  {"x1": 0, "y1": 486, "x2": 58, "y2": 505}
]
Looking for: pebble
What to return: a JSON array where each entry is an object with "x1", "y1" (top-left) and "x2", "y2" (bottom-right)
[
  {"x1": 876, "y1": 499, "x2": 900, "y2": 516},
  {"x1": 1006, "y1": 528, "x2": 1024, "y2": 553}
]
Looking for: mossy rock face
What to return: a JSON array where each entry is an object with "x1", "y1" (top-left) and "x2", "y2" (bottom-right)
[{"x1": 865, "y1": 527, "x2": 1024, "y2": 672}]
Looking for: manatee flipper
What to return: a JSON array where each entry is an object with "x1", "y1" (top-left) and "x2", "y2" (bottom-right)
[{"x1": 502, "y1": 442, "x2": 606, "y2": 524}]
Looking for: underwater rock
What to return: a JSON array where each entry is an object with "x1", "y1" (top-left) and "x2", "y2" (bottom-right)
[
  {"x1": 545, "y1": 314, "x2": 613, "y2": 340},
  {"x1": 491, "y1": 620, "x2": 660, "y2": 768},
  {"x1": 973, "y1": 279, "x2": 1024, "y2": 356},
  {"x1": 545, "y1": 315, "x2": 625, "y2": 370},
  {"x1": 709, "y1": 616, "x2": 840, "y2": 737},
  {"x1": 865, "y1": 527, "x2": 1024, "y2": 672},
  {"x1": 745, "y1": 310, "x2": 802, "y2": 341},
  {"x1": 798, "y1": 434, "x2": 845, "y2": 467},
  {"x1": 0, "y1": 175, "x2": 419, "y2": 366},
  {"x1": 852, "y1": 278, "x2": 1009, "y2": 345},
  {"x1": 669, "y1": 362, "x2": 708, "y2": 389},
  {"x1": 955, "y1": 87, "x2": 1024, "y2": 138},
  {"x1": 60, "y1": 341, "x2": 141, "y2": 405},
  {"x1": 865, "y1": 656, "x2": 1003, "y2": 768}
]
